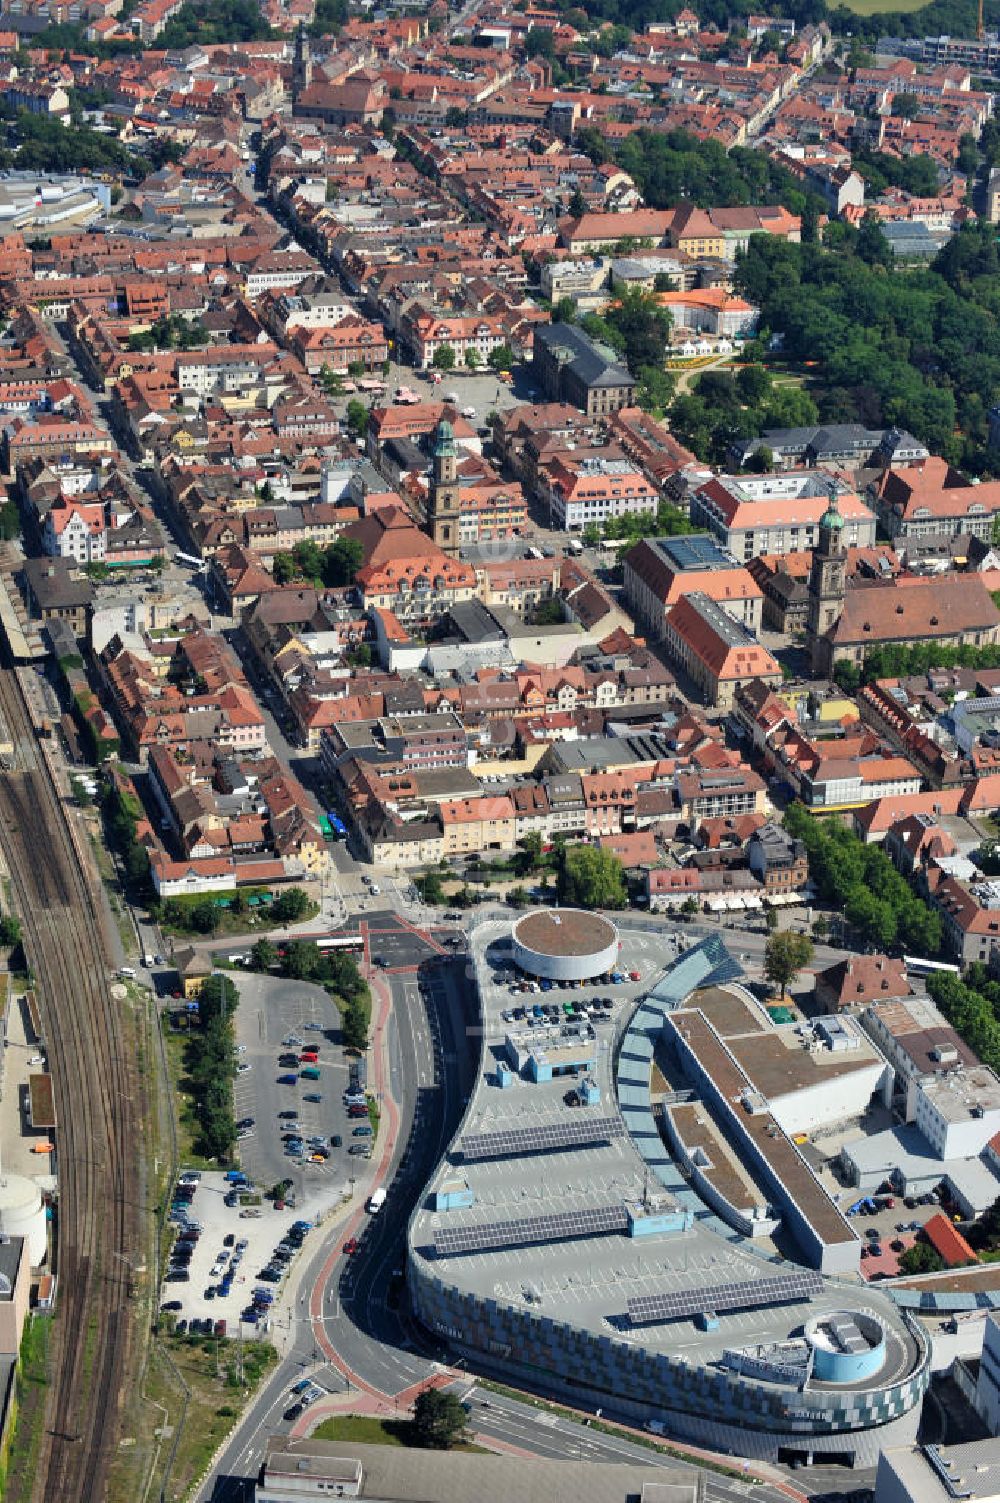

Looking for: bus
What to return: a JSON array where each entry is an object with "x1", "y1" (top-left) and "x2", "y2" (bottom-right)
[
  {"x1": 316, "y1": 934, "x2": 364, "y2": 953},
  {"x1": 175, "y1": 551, "x2": 206, "y2": 571},
  {"x1": 904, "y1": 956, "x2": 961, "y2": 979}
]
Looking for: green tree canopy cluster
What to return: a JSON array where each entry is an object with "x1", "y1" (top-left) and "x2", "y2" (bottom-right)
[
  {"x1": 276, "y1": 940, "x2": 370, "y2": 1049},
  {"x1": 558, "y1": 843, "x2": 627, "y2": 909},
  {"x1": 577, "y1": 126, "x2": 819, "y2": 215},
  {"x1": 551, "y1": 0, "x2": 991, "y2": 46},
  {"x1": 273, "y1": 536, "x2": 364, "y2": 589},
  {"x1": 897, "y1": 1242, "x2": 947, "y2": 1275},
  {"x1": 127, "y1": 316, "x2": 208, "y2": 354},
  {"x1": 2, "y1": 112, "x2": 145, "y2": 177},
  {"x1": 160, "y1": 0, "x2": 274, "y2": 47},
  {"x1": 784, "y1": 803, "x2": 943, "y2": 955},
  {"x1": 670, "y1": 364, "x2": 819, "y2": 466},
  {"x1": 582, "y1": 498, "x2": 692, "y2": 547},
  {"x1": 853, "y1": 150, "x2": 941, "y2": 200},
  {"x1": 835, "y1": 639, "x2": 1000, "y2": 692},
  {"x1": 928, "y1": 966, "x2": 1000, "y2": 1076},
  {"x1": 186, "y1": 974, "x2": 238, "y2": 1160},
  {"x1": 735, "y1": 223, "x2": 1000, "y2": 471},
  {"x1": 102, "y1": 781, "x2": 151, "y2": 894}
]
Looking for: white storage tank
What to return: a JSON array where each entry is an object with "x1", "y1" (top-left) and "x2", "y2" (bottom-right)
[{"x1": 0, "y1": 1175, "x2": 47, "y2": 1266}]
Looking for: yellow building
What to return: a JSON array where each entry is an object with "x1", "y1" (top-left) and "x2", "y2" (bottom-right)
[
  {"x1": 174, "y1": 945, "x2": 213, "y2": 998},
  {"x1": 440, "y1": 795, "x2": 517, "y2": 857}
]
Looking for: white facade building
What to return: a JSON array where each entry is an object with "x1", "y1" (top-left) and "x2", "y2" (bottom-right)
[
  {"x1": 913, "y1": 1065, "x2": 1000, "y2": 1160},
  {"x1": 976, "y1": 1315, "x2": 1000, "y2": 1436}
]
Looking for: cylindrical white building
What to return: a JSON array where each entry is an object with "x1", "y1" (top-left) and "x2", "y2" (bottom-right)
[
  {"x1": 0, "y1": 1175, "x2": 47, "y2": 1266},
  {"x1": 511, "y1": 908, "x2": 619, "y2": 982}
]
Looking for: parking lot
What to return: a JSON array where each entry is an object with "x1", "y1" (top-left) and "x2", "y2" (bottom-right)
[
  {"x1": 161, "y1": 1170, "x2": 318, "y2": 1337},
  {"x1": 474, "y1": 921, "x2": 668, "y2": 1046},
  {"x1": 230, "y1": 972, "x2": 366, "y2": 1201}
]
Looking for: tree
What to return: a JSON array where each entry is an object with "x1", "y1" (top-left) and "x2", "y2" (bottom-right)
[
  {"x1": 341, "y1": 997, "x2": 368, "y2": 1051},
  {"x1": 764, "y1": 931, "x2": 813, "y2": 999},
  {"x1": 890, "y1": 92, "x2": 921, "y2": 119},
  {"x1": 325, "y1": 535, "x2": 364, "y2": 588},
  {"x1": 897, "y1": 1242, "x2": 946, "y2": 1275},
  {"x1": 345, "y1": 400, "x2": 369, "y2": 436},
  {"x1": 856, "y1": 212, "x2": 893, "y2": 269},
  {"x1": 529, "y1": 596, "x2": 565, "y2": 626},
  {"x1": 558, "y1": 844, "x2": 627, "y2": 909},
  {"x1": 488, "y1": 343, "x2": 514, "y2": 371},
  {"x1": 745, "y1": 444, "x2": 774, "y2": 474},
  {"x1": 282, "y1": 940, "x2": 319, "y2": 981},
  {"x1": 416, "y1": 870, "x2": 445, "y2": 905},
  {"x1": 582, "y1": 523, "x2": 601, "y2": 546},
  {"x1": 250, "y1": 938, "x2": 277, "y2": 971},
  {"x1": 189, "y1": 899, "x2": 219, "y2": 935},
  {"x1": 636, "y1": 364, "x2": 675, "y2": 414},
  {"x1": 273, "y1": 552, "x2": 295, "y2": 585},
  {"x1": 464, "y1": 347, "x2": 481, "y2": 370},
  {"x1": 0, "y1": 914, "x2": 21, "y2": 946},
  {"x1": 764, "y1": 904, "x2": 779, "y2": 932},
  {"x1": 432, "y1": 345, "x2": 456, "y2": 371},
  {"x1": 568, "y1": 187, "x2": 587, "y2": 219},
  {"x1": 271, "y1": 887, "x2": 309, "y2": 924},
  {"x1": 412, "y1": 1388, "x2": 468, "y2": 1450},
  {"x1": 0, "y1": 499, "x2": 20, "y2": 541},
  {"x1": 518, "y1": 831, "x2": 543, "y2": 868}
]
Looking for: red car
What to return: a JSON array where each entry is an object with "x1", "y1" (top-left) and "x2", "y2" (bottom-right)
[
  {"x1": 343, "y1": 1238, "x2": 358, "y2": 1256},
  {"x1": 629, "y1": 970, "x2": 641, "y2": 981},
  {"x1": 300, "y1": 1052, "x2": 319, "y2": 1063}
]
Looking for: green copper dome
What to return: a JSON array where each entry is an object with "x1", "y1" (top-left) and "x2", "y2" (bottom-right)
[
  {"x1": 433, "y1": 419, "x2": 456, "y2": 457},
  {"x1": 819, "y1": 496, "x2": 844, "y2": 531}
]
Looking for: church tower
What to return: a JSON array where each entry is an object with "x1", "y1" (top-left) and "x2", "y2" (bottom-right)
[
  {"x1": 293, "y1": 24, "x2": 312, "y2": 101},
  {"x1": 806, "y1": 492, "x2": 847, "y2": 677},
  {"x1": 428, "y1": 418, "x2": 460, "y2": 557}
]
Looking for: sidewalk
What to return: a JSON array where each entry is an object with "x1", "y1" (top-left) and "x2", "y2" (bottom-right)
[{"x1": 304, "y1": 971, "x2": 402, "y2": 1394}]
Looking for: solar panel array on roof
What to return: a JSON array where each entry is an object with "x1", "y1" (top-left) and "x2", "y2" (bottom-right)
[
  {"x1": 460, "y1": 1115, "x2": 625, "y2": 1161},
  {"x1": 627, "y1": 1271, "x2": 824, "y2": 1326},
  {"x1": 434, "y1": 1204, "x2": 630, "y2": 1258}
]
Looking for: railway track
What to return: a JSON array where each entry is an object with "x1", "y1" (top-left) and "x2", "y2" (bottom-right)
[{"x1": 0, "y1": 662, "x2": 139, "y2": 1502}]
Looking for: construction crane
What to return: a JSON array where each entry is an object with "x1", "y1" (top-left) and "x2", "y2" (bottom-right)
[{"x1": 978, "y1": 0, "x2": 985, "y2": 43}]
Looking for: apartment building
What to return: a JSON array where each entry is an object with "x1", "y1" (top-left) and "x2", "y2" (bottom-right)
[{"x1": 691, "y1": 472, "x2": 876, "y2": 562}]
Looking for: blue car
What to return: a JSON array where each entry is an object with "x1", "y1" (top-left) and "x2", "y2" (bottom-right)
[{"x1": 277, "y1": 1074, "x2": 298, "y2": 1085}]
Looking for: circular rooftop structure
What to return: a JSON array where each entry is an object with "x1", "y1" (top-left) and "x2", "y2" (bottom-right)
[
  {"x1": 511, "y1": 908, "x2": 619, "y2": 982},
  {"x1": 805, "y1": 1310, "x2": 887, "y2": 1385}
]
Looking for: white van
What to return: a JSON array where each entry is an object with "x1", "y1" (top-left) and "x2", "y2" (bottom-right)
[
  {"x1": 118, "y1": 966, "x2": 136, "y2": 979},
  {"x1": 367, "y1": 1188, "x2": 386, "y2": 1215}
]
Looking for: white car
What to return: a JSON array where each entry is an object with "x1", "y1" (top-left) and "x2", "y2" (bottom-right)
[
  {"x1": 237, "y1": 1062, "x2": 251, "y2": 1075},
  {"x1": 27, "y1": 1054, "x2": 43, "y2": 1066},
  {"x1": 370, "y1": 883, "x2": 381, "y2": 896}
]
